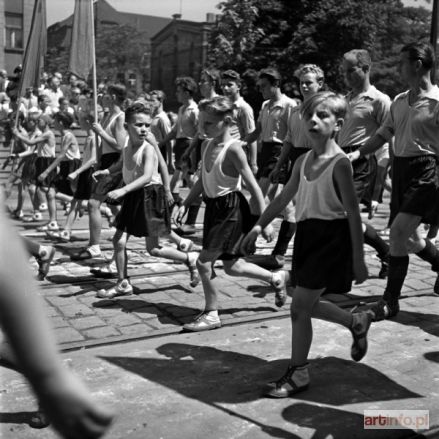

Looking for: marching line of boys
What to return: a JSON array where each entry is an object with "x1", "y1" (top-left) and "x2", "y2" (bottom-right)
[{"x1": 4, "y1": 41, "x2": 439, "y2": 408}]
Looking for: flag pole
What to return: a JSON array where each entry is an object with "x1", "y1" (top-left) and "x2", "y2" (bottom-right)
[{"x1": 90, "y1": 0, "x2": 98, "y2": 126}]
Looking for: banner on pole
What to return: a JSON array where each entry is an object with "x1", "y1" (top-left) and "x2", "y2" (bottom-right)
[
  {"x1": 69, "y1": 0, "x2": 94, "y2": 80},
  {"x1": 18, "y1": 0, "x2": 47, "y2": 95}
]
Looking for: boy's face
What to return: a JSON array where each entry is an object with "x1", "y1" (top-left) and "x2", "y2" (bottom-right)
[
  {"x1": 299, "y1": 72, "x2": 322, "y2": 99},
  {"x1": 126, "y1": 113, "x2": 152, "y2": 144},
  {"x1": 399, "y1": 51, "x2": 417, "y2": 84},
  {"x1": 149, "y1": 95, "x2": 161, "y2": 112},
  {"x1": 175, "y1": 85, "x2": 188, "y2": 104},
  {"x1": 202, "y1": 111, "x2": 225, "y2": 138},
  {"x1": 304, "y1": 102, "x2": 341, "y2": 140},
  {"x1": 199, "y1": 73, "x2": 213, "y2": 98},
  {"x1": 221, "y1": 79, "x2": 240, "y2": 98},
  {"x1": 257, "y1": 77, "x2": 276, "y2": 100},
  {"x1": 342, "y1": 56, "x2": 367, "y2": 89}
]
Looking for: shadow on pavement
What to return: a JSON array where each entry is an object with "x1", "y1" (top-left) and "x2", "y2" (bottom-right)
[
  {"x1": 0, "y1": 411, "x2": 40, "y2": 427},
  {"x1": 424, "y1": 351, "x2": 439, "y2": 363},
  {"x1": 101, "y1": 346, "x2": 420, "y2": 437},
  {"x1": 392, "y1": 311, "x2": 439, "y2": 337},
  {"x1": 282, "y1": 402, "x2": 415, "y2": 439}
]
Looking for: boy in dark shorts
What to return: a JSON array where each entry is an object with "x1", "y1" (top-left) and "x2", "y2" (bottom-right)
[
  {"x1": 177, "y1": 96, "x2": 288, "y2": 332},
  {"x1": 243, "y1": 92, "x2": 371, "y2": 397},
  {"x1": 349, "y1": 42, "x2": 439, "y2": 318}
]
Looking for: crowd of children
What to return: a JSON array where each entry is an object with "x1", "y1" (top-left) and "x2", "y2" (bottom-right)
[{"x1": 2, "y1": 41, "x2": 439, "y2": 436}]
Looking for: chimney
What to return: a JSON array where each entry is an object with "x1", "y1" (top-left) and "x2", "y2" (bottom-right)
[
  {"x1": 172, "y1": 13, "x2": 182, "y2": 20},
  {"x1": 206, "y1": 13, "x2": 215, "y2": 23}
]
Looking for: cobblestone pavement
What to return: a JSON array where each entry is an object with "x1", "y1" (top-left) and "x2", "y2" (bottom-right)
[{"x1": 7, "y1": 191, "x2": 439, "y2": 351}]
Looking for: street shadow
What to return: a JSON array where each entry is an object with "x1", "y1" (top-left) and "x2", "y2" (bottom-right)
[
  {"x1": 0, "y1": 411, "x2": 41, "y2": 427},
  {"x1": 424, "y1": 351, "x2": 439, "y2": 363},
  {"x1": 101, "y1": 347, "x2": 420, "y2": 438},
  {"x1": 387, "y1": 310, "x2": 439, "y2": 338},
  {"x1": 101, "y1": 346, "x2": 420, "y2": 406},
  {"x1": 282, "y1": 402, "x2": 414, "y2": 439}
]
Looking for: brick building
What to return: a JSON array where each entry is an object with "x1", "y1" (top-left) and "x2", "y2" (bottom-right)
[
  {"x1": 150, "y1": 13, "x2": 215, "y2": 110},
  {"x1": 47, "y1": 0, "x2": 171, "y2": 93},
  {"x1": 0, "y1": 0, "x2": 36, "y2": 74}
]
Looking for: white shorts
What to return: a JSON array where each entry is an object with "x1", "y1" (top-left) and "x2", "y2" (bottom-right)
[{"x1": 375, "y1": 143, "x2": 390, "y2": 167}]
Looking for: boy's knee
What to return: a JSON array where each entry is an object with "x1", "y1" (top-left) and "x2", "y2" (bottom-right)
[
  {"x1": 196, "y1": 258, "x2": 211, "y2": 276},
  {"x1": 223, "y1": 259, "x2": 240, "y2": 276},
  {"x1": 88, "y1": 198, "x2": 100, "y2": 211}
]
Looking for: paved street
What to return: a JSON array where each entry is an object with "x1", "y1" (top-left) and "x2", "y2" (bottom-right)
[{"x1": 1, "y1": 190, "x2": 438, "y2": 438}]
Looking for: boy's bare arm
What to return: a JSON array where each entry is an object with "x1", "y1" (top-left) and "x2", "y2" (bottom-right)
[{"x1": 333, "y1": 158, "x2": 368, "y2": 283}]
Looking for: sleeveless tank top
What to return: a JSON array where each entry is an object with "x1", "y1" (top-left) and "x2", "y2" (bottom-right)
[
  {"x1": 122, "y1": 138, "x2": 161, "y2": 186},
  {"x1": 202, "y1": 139, "x2": 242, "y2": 198},
  {"x1": 62, "y1": 131, "x2": 80, "y2": 161},
  {"x1": 37, "y1": 130, "x2": 56, "y2": 158},
  {"x1": 101, "y1": 111, "x2": 123, "y2": 155},
  {"x1": 295, "y1": 151, "x2": 347, "y2": 222}
]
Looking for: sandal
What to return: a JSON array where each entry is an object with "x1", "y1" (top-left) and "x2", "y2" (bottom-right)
[
  {"x1": 36, "y1": 246, "x2": 56, "y2": 281},
  {"x1": 29, "y1": 410, "x2": 50, "y2": 429},
  {"x1": 70, "y1": 247, "x2": 101, "y2": 261},
  {"x1": 90, "y1": 261, "x2": 117, "y2": 278},
  {"x1": 37, "y1": 221, "x2": 59, "y2": 232},
  {"x1": 46, "y1": 230, "x2": 71, "y2": 242}
]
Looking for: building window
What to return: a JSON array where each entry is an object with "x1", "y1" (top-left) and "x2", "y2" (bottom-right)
[{"x1": 5, "y1": 13, "x2": 24, "y2": 50}]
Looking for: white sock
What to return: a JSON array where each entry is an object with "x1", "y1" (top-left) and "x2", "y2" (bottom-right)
[{"x1": 205, "y1": 310, "x2": 218, "y2": 318}]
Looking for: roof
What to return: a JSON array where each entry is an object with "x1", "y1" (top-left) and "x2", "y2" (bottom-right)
[{"x1": 48, "y1": 0, "x2": 172, "y2": 40}]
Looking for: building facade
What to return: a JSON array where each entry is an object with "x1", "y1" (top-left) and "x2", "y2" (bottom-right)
[
  {"x1": 150, "y1": 14, "x2": 215, "y2": 110},
  {"x1": 48, "y1": 0, "x2": 171, "y2": 93},
  {"x1": 0, "y1": 0, "x2": 36, "y2": 74}
]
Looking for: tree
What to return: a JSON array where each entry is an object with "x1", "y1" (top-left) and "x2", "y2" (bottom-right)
[
  {"x1": 208, "y1": 0, "x2": 431, "y2": 96},
  {"x1": 46, "y1": 23, "x2": 150, "y2": 89}
]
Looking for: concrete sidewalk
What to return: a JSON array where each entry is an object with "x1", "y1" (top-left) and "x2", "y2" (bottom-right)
[{"x1": 1, "y1": 293, "x2": 438, "y2": 438}]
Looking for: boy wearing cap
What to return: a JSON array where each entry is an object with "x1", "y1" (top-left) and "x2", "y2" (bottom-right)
[{"x1": 221, "y1": 69, "x2": 258, "y2": 174}]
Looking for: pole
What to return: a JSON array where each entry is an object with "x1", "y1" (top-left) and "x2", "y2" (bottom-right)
[
  {"x1": 90, "y1": 0, "x2": 99, "y2": 158},
  {"x1": 430, "y1": 0, "x2": 438, "y2": 82}
]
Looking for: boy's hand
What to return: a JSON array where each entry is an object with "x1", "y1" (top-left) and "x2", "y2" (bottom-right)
[
  {"x1": 92, "y1": 170, "x2": 109, "y2": 181},
  {"x1": 38, "y1": 172, "x2": 47, "y2": 183},
  {"x1": 91, "y1": 123, "x2": 104, "y2": 135},
  {"x1": 262, "y1": 224, "x2": 274, "y2": 242},
  {"x1": 353, "y1": 260, "x2": 368, "y2": 284},
  {"x1": 106, "y1": 188, "x2": 125, "y2": 201},
  {"x1": 37, "y1": 369, "x2": 114, "y2": 439},
  {"x1": 175, "y1": 205, "x2": 187, "y2": 226},
  {"x1": 250, "y1": 163, "x2": 258, "y2": 176},
  {"x1": 241, "y1": 227, "x2": 261, "y2": 255},
  {"x1": 164, "y1": 189, "x2": 174, "y2": 207},
  {"x1": 67, "y1": 171, "x2": 78, "y2": 182}
]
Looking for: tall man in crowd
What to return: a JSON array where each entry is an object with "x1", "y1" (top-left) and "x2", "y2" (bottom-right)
[{"x1": 339, "y1": 49, "x2": 391, "y2": 278}]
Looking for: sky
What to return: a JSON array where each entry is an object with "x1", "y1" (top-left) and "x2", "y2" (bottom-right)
[{"x1": 47, "y1": 0, "x2": 221, "y2": 25}]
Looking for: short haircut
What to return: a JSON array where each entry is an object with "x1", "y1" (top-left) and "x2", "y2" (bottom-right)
[
  {"x1": 343, "y1": 49, "x2": 372, "y2": 69},
  {"x1": 258, "y1": 67, "x2": 281, "y2": 85},
  {"x1": 58, "y1": 97, "x2": 69, "y2": 105},
  {"x1": 107, "y1": 83, "x2": 127, "y2": 103},
  {"x1": 296, "y1": 64, "x2": 325, "y2": 83},
  {"x1": 201, "y1": 68, "x2": 221, "y2": 86},
  {"x1": 301, "y1": 91, "x2": 347, "y2": 120},
  {"x1": 198, "y1": 96, "x2": 234, "y2": 117},
  {"x1": 221, "y1": 69, "x2": 241, "y2": 85},
  {"x1": 54, "y1": 110, "x2": 74, "y2": 128},
  {"x1": 175, "y1": 76, "x2": 198, "y2": 95},
  {"x1": 149, "y1": 90, "x2": 166, "y2": 102},
  {"x1": 401, "y1": 41, "x2": 436, "y2": 71},
  {"x1": 125, "y1": 101, "x2": 153, "y2": 123}
]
